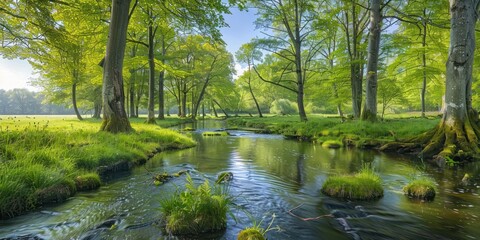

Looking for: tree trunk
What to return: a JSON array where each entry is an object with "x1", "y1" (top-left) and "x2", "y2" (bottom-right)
[
  {"x1": 248, "y1": 78, "x2": 263, "y2": 118},
  {"x1": 158, "y1": 39, "x2": 166, "y2": 120},
  {"x1": 93, "y1": 100, "x2": 102, "y2": 119},
  {"x1": 213, "y1": 99, "x2": 229, "y2": 117},
  {"x1": 72, "y1": 82, "x2": 83, "y2": 121},
  {"x1": 333, "y1": 83, "x2": 344, "y2": 120},
  {"x1": 361, "y1": 0, "x2": 381, "y2": 121},
  {"x1": 421, "y1": 9, "x2": 427, "y2": 118},
  {"x1": 100, "y1": 0, "x2": 133, "y2": 133},
  {"x1": 212, "y1": 101, "x2": 218, "y2": 117},
  {"x1": 146, "y1": 20, "x2": 156, "y2": 124},
  {"x1": 383, "y1": 0, "x2": 480, "y2": 164}
]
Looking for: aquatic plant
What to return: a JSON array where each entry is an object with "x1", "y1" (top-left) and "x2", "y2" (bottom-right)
[
  {"x1": 321, "y1": 168, "x2": 384, "y2": 200},
  {"x1": 237, "y1": 213, "x2": 280, "y2": 240},
  {"x1": 403, "y1": 177, "x2": 436, "y2": 201},
  {"x1": 216, "y1": 171, "x2": 233, "y2": 184},
  {"x1": 159, "y1": 174, "x2": 231, "y2": 235}
]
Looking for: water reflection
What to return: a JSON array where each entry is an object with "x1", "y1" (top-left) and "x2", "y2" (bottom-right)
[{"x1": 0, "y1": 120, "x2": 479, "y2": 240}]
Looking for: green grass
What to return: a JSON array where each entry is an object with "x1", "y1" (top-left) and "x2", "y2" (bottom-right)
[
  {"x1": 159, "y1": 174, "x2": 231, "y2": 235},
  {"x1": 226, "y1": 115, "x2": 438, "y2": 146},
  {"x1": 0, "y1": 116, "x2": 195, "y2": 219},
  {"x1": 403, "y1": 177, "x2": 437, "y2": 200},
  {"x1": 321, "y1": 168, "x2": 384, "y2": 200}
]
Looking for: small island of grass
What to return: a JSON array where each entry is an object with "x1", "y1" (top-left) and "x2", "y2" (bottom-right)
[
  {"x1": 403, "y1": 177, "x2": 436, "y2": 201},
  {"x1": 160, "y1": 174, "x2": 230, "y2": 235},
  {"x1": 321, "y1": 168, "x2": 384, "y2": 200}
]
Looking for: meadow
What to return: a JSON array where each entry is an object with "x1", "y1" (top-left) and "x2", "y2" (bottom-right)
[{"x1": 0, "y1": 115, "x2": 195, "y2": 219}]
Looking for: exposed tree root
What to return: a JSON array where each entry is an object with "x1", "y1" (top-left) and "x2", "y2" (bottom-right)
[{"x1": 380, "y1": 113, "x2": 480, "y2": 166}]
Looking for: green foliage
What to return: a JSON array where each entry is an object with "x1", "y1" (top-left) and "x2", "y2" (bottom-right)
[
  {"x1": 0, "y1": 116, "x2": 195, "y2": 219},
  {"x1": 159, "y1": 174, "x2": 231, "y2": 235},
  {"x1": 403, "y1": 177, "x2": 436, "y2": 201},
  {"x1": 270, "y1": 99, "x2": 298, "y2": 115},
  {"x1": 75, "y1": 173, "x2": 101, "y2": 191},
  {"x1": 202, "y1": 131, "x2": 230, "y2": 136},
  {"x1": 321, "y1": 168, "x2": 384, "y2": 200}
]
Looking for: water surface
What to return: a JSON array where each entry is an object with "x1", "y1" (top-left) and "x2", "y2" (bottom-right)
[{"x1": 1, "y1": 120, "x2": 479, "y2": 239}]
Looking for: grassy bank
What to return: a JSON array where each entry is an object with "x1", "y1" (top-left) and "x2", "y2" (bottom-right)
[
  {"x1": 226, "y1": 115, "x2": 438, "y2": 148},
  {"x1": 0, "y1": 116, "x2": 195, "y2": 219}
]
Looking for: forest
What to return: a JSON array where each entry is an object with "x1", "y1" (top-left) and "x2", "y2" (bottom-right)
[{"x1": 1, "y1": 0, "x2": 480, "y2": 239}]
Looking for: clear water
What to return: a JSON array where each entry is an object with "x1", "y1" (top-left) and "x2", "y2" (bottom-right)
[{"x1": 1, "y1": 120, "x2": 479, "y2": 240}]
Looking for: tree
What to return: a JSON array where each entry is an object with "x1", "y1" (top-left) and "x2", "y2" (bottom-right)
[
  {"x1": 100, "y1": 0, "x2": 133, "y2": 133},
  {"x1": 383, "y1": 0, "x2": 480, "y2": 163},
  {"x1": 251, "y1": 0, "x2": 322, "y2": 122},
  {"x1": 361, "y1": 0, "x2": 382, "y2": 121},
  {"x1": 236, "y1": 43, "x2": 263, "y2": 117},
  {"x1": 332, "y1": 0, "x2": 369, "y2": 119}
]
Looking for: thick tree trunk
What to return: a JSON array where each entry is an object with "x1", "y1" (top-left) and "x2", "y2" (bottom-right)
[
  {"x1": 72, "y1": 82, "x2": 83, "y2": 121},
  {"x1": 382, "y1": 0, "x2": 480, "y2": 164},
  {"x1": 361, "y1": 0, "x2": 381, "y2": 121},
  {"x1": 146, "y1": 22, "x2": 156, "y2": 124},
  {"x1": 100, "y1": 0, "x2": 133, "y2": 133}
]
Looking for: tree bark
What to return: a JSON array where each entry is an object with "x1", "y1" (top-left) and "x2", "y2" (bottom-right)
[
  {"x1": 361, "y1": 0, "x2": 381, "y2": 121},
  {"x1": 72, "y1": 82, "x2": 83, "y2": 120},
  {"x1": 146, "y1": 18, "x2": 156, "y2": 124},
  {"x1": 421, "y1": 8, "x2": 427, "y2": 118},
  {"x1": 158, "y1": 38, "x2": 166, "y2": 120},
  {"x1": 100, "y1": 0, "x2": 133, "y2": 133},
  {"x1": 383, "y1": 0, "x2": 480, "y2": 164}
]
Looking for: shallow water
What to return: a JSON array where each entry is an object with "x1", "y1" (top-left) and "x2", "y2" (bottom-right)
[{"x1": 1, "y1": 120, "x2": 480, "y2": 240}]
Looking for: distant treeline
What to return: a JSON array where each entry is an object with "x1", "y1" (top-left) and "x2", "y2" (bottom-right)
[{"x1": 0, "y1": 88, "x2": 73, "y2": 115}]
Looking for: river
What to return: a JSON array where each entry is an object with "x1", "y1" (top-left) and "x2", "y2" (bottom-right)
[{"x1": 1, "y1": 120, "x2": 479, "y2": 240}]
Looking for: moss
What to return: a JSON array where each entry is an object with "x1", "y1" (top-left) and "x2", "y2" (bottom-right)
[
  {"x1": 182, "y1": 127, "x2": 196, "y2": 131},
  {"x1": 75, "y1": 173, "x2": 101, "y2": 191},
  {"x1": 321, "y1": 168, "x2": 384, "y2": 200},
  {"x1": 403, "y1": 178, "x2": 436, "y2": 201},
  {"x1": 237, "y1": 228, "x2": 266, "y2": 240},
  {"x1": 321, "y1": 140, "x2": 343, "y2": 149},
  {"x1": 202, "y1": 131, "x2": 229, "y2": 136}
]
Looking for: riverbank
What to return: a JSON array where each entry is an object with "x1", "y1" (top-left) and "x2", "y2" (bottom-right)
[
  {"x1": 226, "y1": 115, "x2": 438, "y2": 150},
  {"x1": 0, "y1": 116, "x2": 195, "y2": 219}
]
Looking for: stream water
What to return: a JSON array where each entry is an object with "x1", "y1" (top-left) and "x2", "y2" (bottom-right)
[{"x1": 1, "y1": 120, "x2": 480, "y2": 240}]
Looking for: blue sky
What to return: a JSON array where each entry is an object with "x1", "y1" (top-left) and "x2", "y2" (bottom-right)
[{"x1": 0, "y1": 7, "x2": 259, "y2": 91}]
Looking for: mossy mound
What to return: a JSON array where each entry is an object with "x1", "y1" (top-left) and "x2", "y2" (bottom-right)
[
  {"x1": 75, "y1": 173, "x2": 101, "y2": 191},
  {"x1": 182, "y1": 127, "x2": 196, "y2": 131},
  {"x1": 403, "y1": 178, "x2": 436, "y2": 201},
  {"x1": 202, "y1": 131, "x2": 229, "y2": 136},
  {"x1": 321, "y1": 169, "x2": 384, "y2": 200},
  {"x1": 321, "y1": 140, "x2": 343, "y2": 149},
  {"x1": 237, "y1": 227, "x2": 265, "y2": 240}
]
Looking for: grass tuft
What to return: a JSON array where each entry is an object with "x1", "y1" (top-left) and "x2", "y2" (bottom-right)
[
  {"x1": 321, "y1": 168, "x2": 384, "y2": 200},
  {"x1": 160, "y1": 174, "x2": 231, "y2": 235},
  {"x1": 403, "y1": 177, "x2": 436, "y2": 201}
]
